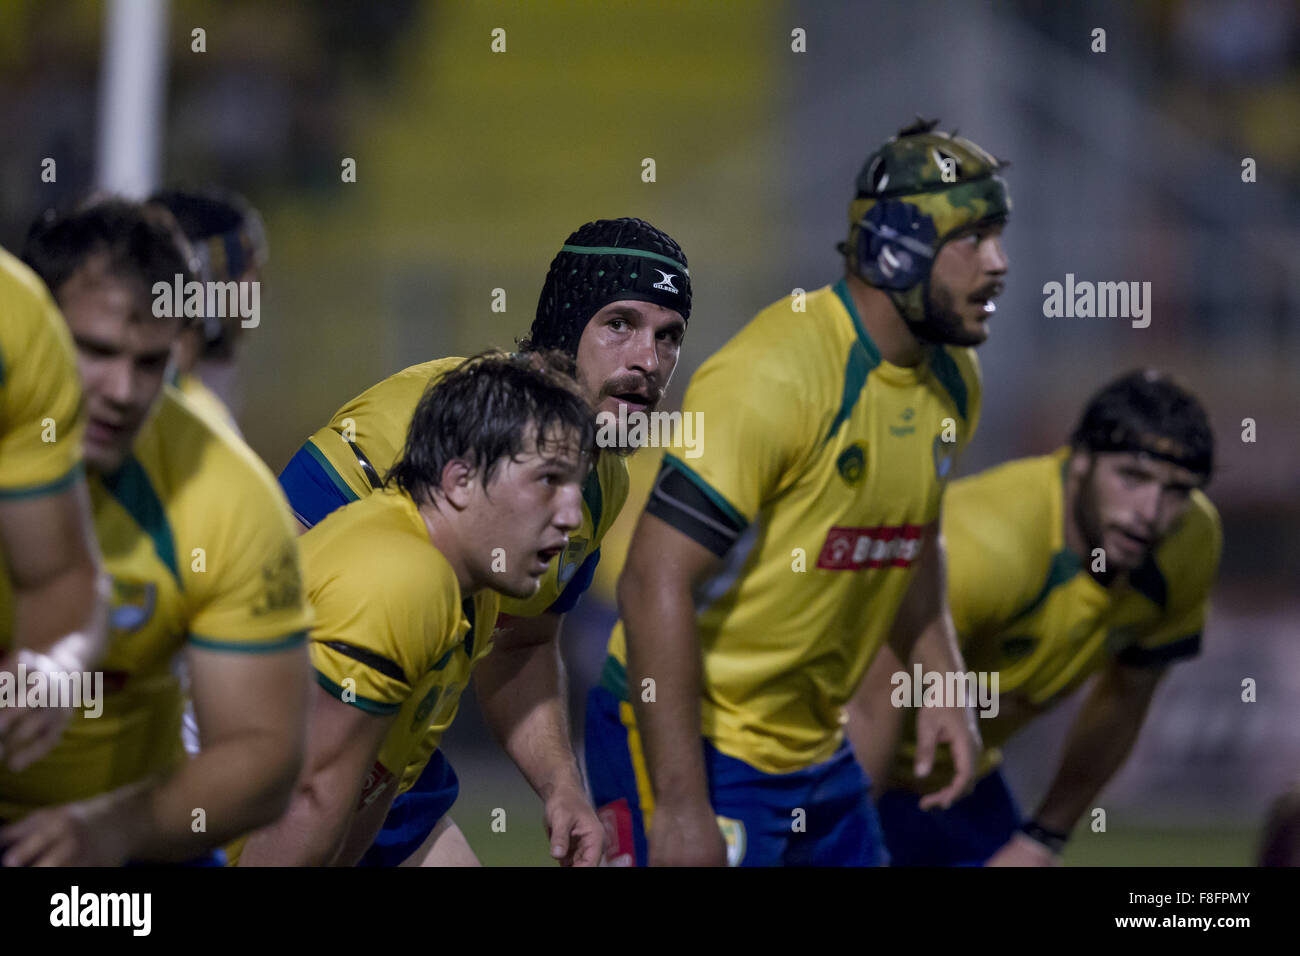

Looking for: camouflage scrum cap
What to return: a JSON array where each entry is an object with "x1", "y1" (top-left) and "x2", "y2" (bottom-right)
[{"x1": 845, "y1": 117, "x2": 1011, "y2": 328}]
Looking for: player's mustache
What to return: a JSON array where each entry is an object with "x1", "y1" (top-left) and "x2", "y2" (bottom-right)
[{"x1": 601, "y1": 375, "x2": 661, "y2": 406}]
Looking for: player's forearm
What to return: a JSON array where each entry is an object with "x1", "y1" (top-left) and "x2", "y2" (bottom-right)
[
  {"x1": 845, "y1": 644, "x2": 908, "y2": 796},
  {"x1": 119, "y1": 730, "x2": 304, "y2": 862},
  {"x1": 1032, "y1": 670, "x2": 1156, "y2": 834},
  {"x1": 237, "y1": 769, "x2": 360, "y2": 866},
  {"x1": 623, "y1": 577, "x2": 710, "y2": 808},
  {"x1": 476, "y1": 638, "x2": 584, "y2": 800},
  {"x1": 12, "y1": 561, "x2": 108, "y2": 670},
  {"x1": 901, "y1": 612, "x2": 965, "y2": 678}
]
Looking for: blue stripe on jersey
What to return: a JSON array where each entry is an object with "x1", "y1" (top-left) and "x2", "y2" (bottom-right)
[
  {"x1": 100, "y1": 456, "x2": 180, "y2": 584},
  {"x1": 548, "y1": 548, "x2": 600, "y2": 614}
]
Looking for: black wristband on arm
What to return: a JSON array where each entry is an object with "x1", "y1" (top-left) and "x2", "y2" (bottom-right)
[{"x1": 1019, "y1": 819, "x2": 1070, "y2": 855}]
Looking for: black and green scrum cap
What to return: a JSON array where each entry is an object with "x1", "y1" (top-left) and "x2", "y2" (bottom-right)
[{"x1": 528, "y1": 218, "x2": 691, "y2": 356}]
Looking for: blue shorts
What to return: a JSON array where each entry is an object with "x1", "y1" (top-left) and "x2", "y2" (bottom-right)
[
  {"x1": 278, "y1": 440, "x2": 357, "y2": 529},
  {"x1": 875, "y1": 768, "x2": 1022, "y2": 866},
  {"x1": 357, "y1": 749, "x2": 460, "y2": 867},
  {"x1": 584, "y1": 681, "x2": 886, "y2": 866}
]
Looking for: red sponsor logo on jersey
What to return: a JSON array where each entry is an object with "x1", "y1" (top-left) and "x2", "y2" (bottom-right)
[
  {"x1": 358, "y1": 761, "x2": 396, "y2": 808},
  {"x1": 816, "y1": 523, "x2": 926, "y2": 570},
  {"x1": 597, "y1": 798, "x2": 637, "y2": 866}
]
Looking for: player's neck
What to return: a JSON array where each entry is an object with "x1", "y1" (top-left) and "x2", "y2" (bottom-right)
[
  {"x1": 416, "y1": 502, "x2": 480, "y2": 596},
  {"x1": 843, "y1": 273, "x2": 927, "y2": 368}
]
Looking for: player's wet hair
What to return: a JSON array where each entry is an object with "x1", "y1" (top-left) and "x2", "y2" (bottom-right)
[
  {"x1": 519, "y1": 217, "x2": 691, "y2": 357},
  {"x1": 386, "y1": 350, "x2": 597, "y2": 506},
  {"x1": 21, "y1": 196, "x2": 195, "y2": 316},
  {"x1": 1070, "y1": 369, "x2": 1214, "y2": 482}
]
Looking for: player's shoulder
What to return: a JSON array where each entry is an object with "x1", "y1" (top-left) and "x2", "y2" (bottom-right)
[
  {"x1": 334, "y1": 355, "x2": 467, "y2": 421},
  {"x1": 0, "y1": 247, "x2": 72, "y2": 365},
  {"x1": 144, "y1": 386, "x2": 290, "y2": 526},
  {"x1": 306, "y1": 490, "x2": 459, "y2": 615},
  {"x1": 945, "y1": 452, "x2": 1061, "y2": 561},
  {"x1": 949, "y1": 449, "x2": 1059, "y2": 511},
  {"x1": 1154, "y1": 489, "x2": 1222, "y2": 589},
  {"x1": 691, "y1": 284, "x2": 848, "y2": 408}
]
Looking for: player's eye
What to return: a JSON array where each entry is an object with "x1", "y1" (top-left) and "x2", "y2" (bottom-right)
[{"x1": 608, "y1": 318, "x2": 628, "y2": 332}]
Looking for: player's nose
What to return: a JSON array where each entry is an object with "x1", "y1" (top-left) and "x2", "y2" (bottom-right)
[
  {"x1": 99, "y1": 357, "x2": 136, "y2": 406},
  {"x1": 629, "y1": 329, "x2": 661, "y2": 377},
  {"x1": 981, "y1": 236, "x2": 1009, "y2": 275},
  {"x1": 555, "y1": 483, "x2": 583, "y2": 532}
]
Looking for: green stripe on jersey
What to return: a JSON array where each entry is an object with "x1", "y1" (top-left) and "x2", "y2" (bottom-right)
[
  {"x1": 305, "y1": 438, "x2": 361, "y2": 503},
  {"x1": 0, "y1": 463, "x2": 83, "y2": 500},
  {"x1": 662, "y1": 454, "x2": 747, "y2": 532},
  {"x1": 189, "y1": 630, "x2": 307, "y2": 653},
  {"x1": 827, "y1": 279, "x2": 883, "y2": 444},
  {"x1": 314, "y1": 670, "x2": 401, "y2": 716},
  {"x1": 100, "y1": 457, "x2": 180, "y2": 585},
  {"x1": 928, "y1": 347, "x2": 969, "y2": 421}
]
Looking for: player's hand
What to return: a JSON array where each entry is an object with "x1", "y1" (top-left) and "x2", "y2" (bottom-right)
[
  {"x1": 914, "y1": 699, "x2": 982, "y2": 811},
  {"x1": 0, "y1": 794, "x2": 132, "y2": 866},
  {"x1": 0, "y1": 649, "x2": 77, "y2": 772},
  {"x1": 543, "y1": 783, "x2": 604, "y2": 866},
  {"x1": 647, "y1": 800, "x2": 727, "y2": 867},
  {"x1": 985, "y1": 832, "x2": 1062, "y2": 867}
]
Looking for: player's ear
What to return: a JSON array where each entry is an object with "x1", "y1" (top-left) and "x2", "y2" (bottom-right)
[{"x1": 439, "y1": 459, "x2": 475, "y2": 510}]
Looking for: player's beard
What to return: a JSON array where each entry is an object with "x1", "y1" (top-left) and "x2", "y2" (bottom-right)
[
  {"x1": 918, "y1": 278, "x2": 985, "y2": 347},
  {"x1": 1073, "y1": 459, "x2": 1145, "y2": 582}
]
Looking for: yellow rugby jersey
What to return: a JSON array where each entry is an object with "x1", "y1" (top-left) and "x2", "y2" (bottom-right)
[
  {"x1": 298, "y1": 355, "x2": 629, "y2": 618},
  {"x1": 172, "y1": 370, "x2": 239, "y2": 435},
  {"x1": 0, "y1": 247, "x2": 85, "y2": 503},
  {"x1": 0, "y1": 386, "x2": 311, "y2": 819},
  {"x1": 602, "y1": 280, "x2": 982, "y2": 773},
  {"x1": 887, "y1": 447, "x2": 1222, "y2": 792},
  {"x1": 300, "y1": 489, "x2": 500, "y2": 800}
]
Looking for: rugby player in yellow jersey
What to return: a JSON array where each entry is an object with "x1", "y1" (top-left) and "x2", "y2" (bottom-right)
[
  {"x1": 275, "y1": 218, "x2": 691, "y2": 865},
  {"x1": 588, "y1": 118, "x2": 1011, "y2": 866},
  {"x1": 148, "y1": 186, "x2": 269, "y2": 435},
  {"x1": 0, "y1": 249, "x2": 108, "y2": 774},
  {"x1": 239, "y1": 352, "x2": 598, "y2": 866},
  {"x1": 857, "y1": 370, "x2": 1221, "y2": 866},
  {"x1": 0, "y1": 199, "x2": 311, "y2": 866}
]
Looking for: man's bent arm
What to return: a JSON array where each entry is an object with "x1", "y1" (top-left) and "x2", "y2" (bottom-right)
[
  {"x1": 0, "y1": 482, "x2": 109, "y2": 769},
  {"x1": 475, "y1": 612, "x2": 583, "y2": 800},
  {"x1": 1031, "y1": 661, "x2": 1165, "y2": 836},
  {"x1": 884, "y1": 526, "x2": 982, "y2": 809},
  {"x1": 124, "y1": 642, "x2": 311, "y2": 862},
  {"x1": 239, "y1": 678, "x2": 393, "y2": 866}
]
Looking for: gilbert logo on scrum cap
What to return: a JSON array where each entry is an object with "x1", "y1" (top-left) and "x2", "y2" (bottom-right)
[{"x1": 651, "y1": 269, "x2": 679, "y2": 293}]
